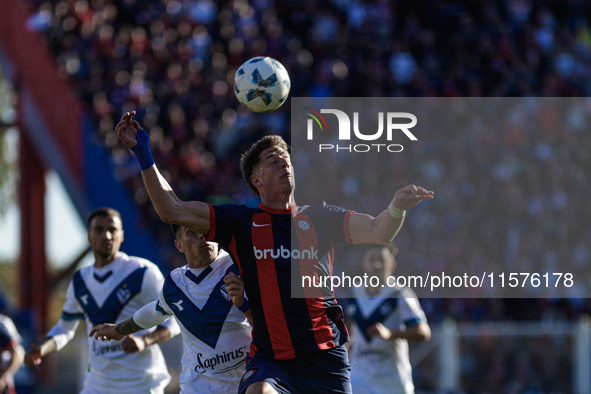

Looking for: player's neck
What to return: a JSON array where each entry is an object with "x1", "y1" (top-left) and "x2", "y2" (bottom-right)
[
  {"x1": 94, "y1": 253, "x2": 117, "y2": 269},
  {"x1": 260, "y1": 193, "x2": 295, "y2": 211},
  {"x1": 187, "y1": 259, "x2": 212, "y2": 269}
]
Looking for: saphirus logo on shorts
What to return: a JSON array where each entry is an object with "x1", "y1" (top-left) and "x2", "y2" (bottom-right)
[{"x1": 303, "y1": 108, "x2": 417, "y2": 153}]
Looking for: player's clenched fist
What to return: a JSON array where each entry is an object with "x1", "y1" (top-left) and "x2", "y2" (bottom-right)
[
  {"x1": 24, "y1": 343, "x2": 43, "y2": 369},
  {"x1": 224, "y1": 272, "x2": 246, "y2": 309}
]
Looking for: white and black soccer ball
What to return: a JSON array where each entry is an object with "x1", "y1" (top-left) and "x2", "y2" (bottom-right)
[{"x1": 234, "y1": 57, "x2": 291, "y2": 113}]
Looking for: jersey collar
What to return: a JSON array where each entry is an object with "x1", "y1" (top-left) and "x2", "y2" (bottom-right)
[{"x1": 258, "y1": 203, "x2": 297, "y2": 214}]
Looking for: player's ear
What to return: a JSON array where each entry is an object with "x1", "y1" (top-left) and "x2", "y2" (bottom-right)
[
  {"x1": 174, "y1": 239, "x2": 184, "y2": 253},
  {"x1": 251, "y1": 174, "x2": 262, "y2": 188}
]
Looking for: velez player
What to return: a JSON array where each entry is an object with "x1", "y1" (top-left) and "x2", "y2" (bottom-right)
[
  {"x1": 24, "y1": 207, "x2": 180, "y2": 394},
  {"x1": 0, "y1": 313, "x2": 24, "y2": 394},
  {"x1": 90, "y1": 225, "x2": 253, "y2": 394},
  {"x1": 343, "y1": 244, "x2": 430, "y2": 394},
  {"x1": 116, "y1": 111, "x2": 434, "y2": 394}
]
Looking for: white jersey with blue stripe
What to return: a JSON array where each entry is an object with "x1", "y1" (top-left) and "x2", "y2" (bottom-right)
[
  {"x1": 346, "y1": 285, "x2": 427, "y2": 394},
  {"x1": 47, "y1": 252, "x2": 176, "y2": 394},
  {"x1": 133, "y1": 250, "x2": 252, "y2": 394}
]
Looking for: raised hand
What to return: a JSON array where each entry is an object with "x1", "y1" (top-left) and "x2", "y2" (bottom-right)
[
  {"x1": 115, "y1": 111, "x2": 143, "y2": 149},
  {"x1": 224, "y1": 272, "x2": 246, "y2": 309},
  {"x1": 391, "y1": 185, "x2": 434, "y2": 211},
  {"x1": 89, "y1": 323, "x2": 124, "y2": 341}
]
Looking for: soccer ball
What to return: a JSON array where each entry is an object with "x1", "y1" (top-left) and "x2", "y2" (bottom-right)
[{"x1": 234, "y1": 57, "x2": 291, "y2": 113}]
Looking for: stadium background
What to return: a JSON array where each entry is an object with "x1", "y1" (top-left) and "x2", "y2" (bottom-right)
[{"x1": 0, "y1": 0, "x2": 590, "y2": 392}]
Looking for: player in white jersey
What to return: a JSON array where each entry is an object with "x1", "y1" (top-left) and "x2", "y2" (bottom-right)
[
  {"x1": 344, "y1": 244, "x2": 431, "y2": 394},
  {"x1": 24, "y1": 207, "x2": 180, "y2": 394},
  {"x1": 0, "y1": 314, "x2": 24, "y2": 394},
  {"x1": 90, "y1": 223, "x2": 253, "y2": 394}
]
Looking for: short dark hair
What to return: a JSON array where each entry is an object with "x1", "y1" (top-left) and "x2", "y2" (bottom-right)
[
  {"x1": 365, "y1": 242, "x2": 399, "y2": 257},
  {"x1": 240, "y1": 135, "x2": 290, "y2": 196},
  {"x1": 170, "y1": 223, "x2": 181, "y2": 239},
  {"x1": 87, "y1": 207, "x2": 122, "y2": 227}
]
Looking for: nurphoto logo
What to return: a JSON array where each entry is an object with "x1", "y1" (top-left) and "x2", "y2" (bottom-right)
[{"x1": 303, "y1": 107, "x2": 418, "y2": 153}]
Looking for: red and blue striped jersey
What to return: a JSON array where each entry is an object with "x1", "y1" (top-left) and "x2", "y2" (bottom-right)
[{"x1": 206, "y1": 201, "x2": 353, "y2": 360}]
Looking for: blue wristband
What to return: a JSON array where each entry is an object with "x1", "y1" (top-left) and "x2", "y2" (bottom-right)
[
  {"x1": 237, "y1": 299, "x2": 250, "y2": 313},
  {"x1": 130, "y1": 128, "x2": 155, "y2": 171}
]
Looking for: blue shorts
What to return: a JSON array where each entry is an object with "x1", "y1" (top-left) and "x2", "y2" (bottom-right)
[{"x1": 238, "y1": 345, "x2": 352, "y2": 394}]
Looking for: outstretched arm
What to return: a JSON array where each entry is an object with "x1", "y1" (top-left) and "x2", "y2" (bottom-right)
[
  {"x1": 90, "y1": 317, "x2": 143, "y2": 342},
  {"x1": 0, "y1": 342, "x2": 23, "y2": 389},
  {"x1": 116, "y1": 111, "x2": 210, "y2": 234},
  {"x1": 348, "y1": 184, "x2": 434, "y2": 244},
  {"x1": 120, "y1": 325, "x2": 172, "y2": 354},
  {"x1": 24, "y1": 338, "x2": 57, "y2": 369},
  {"x1": 366, "y1": 321, "x2": 431, "y2": 342},
  {"x1": 24, "y1": 313, "x2": 80, "y2": 369}
]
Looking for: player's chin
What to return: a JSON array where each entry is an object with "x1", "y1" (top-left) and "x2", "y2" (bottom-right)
[
  {"x1": 280, "y1": 177, "x2": 294, "y2": 189},
  {"x1": 96, "y1": 248, "x2": 114, "y2": 258}
]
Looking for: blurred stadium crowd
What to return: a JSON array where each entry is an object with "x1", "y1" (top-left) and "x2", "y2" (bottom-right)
[{"x1": 20, "y1": 0, "x2": 591, "y2": 391}]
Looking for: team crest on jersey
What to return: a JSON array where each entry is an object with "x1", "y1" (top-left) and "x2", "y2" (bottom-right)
[
  {"x1": 220, "y1": 284, "x2": 231, "y2": 302},
  {"x1": 242, "y1": 369, "x2": 258, "y2": 382},
  {"x1": 116, "y1": 288, "x2": 131, "y2": 304},
  {"x1": 296, "y1": 219, "x2": 311, "y2": 234}
]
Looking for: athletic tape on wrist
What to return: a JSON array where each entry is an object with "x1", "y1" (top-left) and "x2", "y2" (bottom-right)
[
  {"x1": 388, "y1": 203, "x2": 406, "y2": 219},
  {"x1": 131, "y1": 128, "x2": 155, "y2": 171}
]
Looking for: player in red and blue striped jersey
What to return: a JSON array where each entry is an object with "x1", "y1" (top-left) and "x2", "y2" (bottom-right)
[{"x1": 116, "y1": 111, "x2": 434, "y2": 394}]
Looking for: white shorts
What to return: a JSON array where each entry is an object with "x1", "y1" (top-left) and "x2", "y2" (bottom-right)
[{"x1": 80, "y1": 381, "x2": 166, "y2": 394}]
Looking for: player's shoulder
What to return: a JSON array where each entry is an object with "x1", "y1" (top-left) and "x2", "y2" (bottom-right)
[
  {"x1": 0, "y1": 314, "x2": 19, "y2": 339},
  {"x1": 125, "y1": 253, "x2": 158, "y2": 269},
  {"x1": 0, "y1": 314, "x2": 12, "y2": 329},
  {"x1": 122, "y1": 253, "x2": 162, "y2": 275},
  {"x1": 168, "y1": 264, "x2": 189, "y2": 282},
  {"x1": 300, "y1": 201, "x2": 349, "y2": 215},
  {"x1": 214, "y1": 250, "x2": 235, "y2": 273},
  {"x1": 72, "y1": 263, "x2": 94, "y2": 282},
  {"x1": 397, "y1": 286, "x2": 419, "y2": 299},
  {"x1": 214, "y1": 203, "x2": 257, "y2": 217}
]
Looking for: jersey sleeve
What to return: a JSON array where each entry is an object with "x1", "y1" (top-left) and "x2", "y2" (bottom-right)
[
  {"x1": 397, "y1": 288, "x2": 427, "y2": 328},
  {"x1": 138, "y1": 264, "x2": 181, "y2": 337},
  {"x1": 317, "y1": 202, "x2": 355, "y2": 245},
  {"x1": 139, "y1": 262, "x2": 166, "y2": 304},
  {"x1": 133, "y1": 301, "x2": 172, "y2": 330},
  {"x1": 60, "y1": 279, "x2": 85, "y2": 320},
  {"x1": 46, "y1": 280, "x2": 83, "y2": 351},
  {"x1": 0, "y1": 316, "x2": 20, "y2": 350},
  {"x1": 206, "y1": 204, "x2": 249, "y2": 248}
]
